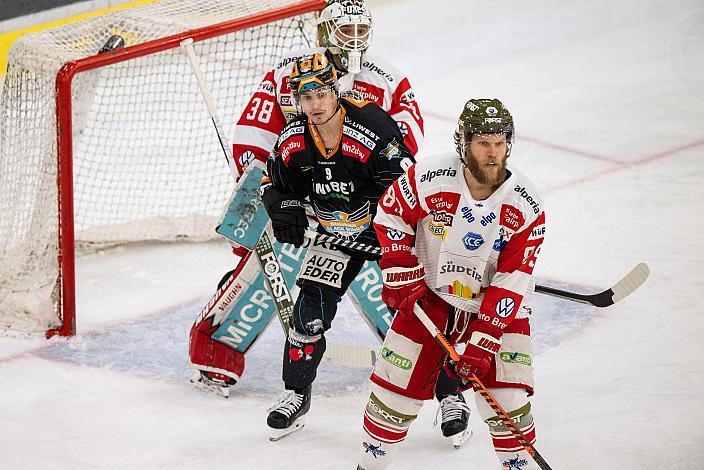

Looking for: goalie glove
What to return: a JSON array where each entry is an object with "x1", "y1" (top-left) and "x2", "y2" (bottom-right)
[
  {"x1": 262, "y1": 190, "x2": 308, "y2": 246},
  {"x1": 445, "y1": 321, "x2": 502, "y2": 386},
  {"x1": 379, "y1": 255, "x2": 427, "y2": 312}
]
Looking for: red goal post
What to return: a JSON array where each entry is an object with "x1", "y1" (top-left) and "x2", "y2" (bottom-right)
[{"x1": 0, "y1": 0, "x2": 324, "y2": 338}]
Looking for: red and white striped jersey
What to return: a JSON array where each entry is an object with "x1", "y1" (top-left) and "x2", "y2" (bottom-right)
[
  {"x1": 374, "y1": 152, "x2": 546, "y2": 330},
  {"x1": 231, "y1": 47, "x2": 424, "y2": 174}
]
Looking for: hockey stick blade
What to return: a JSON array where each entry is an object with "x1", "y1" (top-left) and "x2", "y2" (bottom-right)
[
  {"x1": 323, "y1": 343, "x2": 377, "y2": 368},
  {"x1": 535, "y1": 263, "x2": 649, "y2": 307}
]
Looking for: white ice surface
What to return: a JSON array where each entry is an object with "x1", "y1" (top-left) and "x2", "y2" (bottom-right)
[{"x1": 2, "y1": 0, "x2": 704, "y2": 468}]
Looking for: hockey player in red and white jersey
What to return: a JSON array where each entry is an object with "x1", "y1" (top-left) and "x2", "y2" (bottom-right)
[
  {"x1": 230, "y1": 0, "x2": 424, "y2": 175},
  {"x1": 357, "y1": 99, "x2": 546, "y2": 470}
]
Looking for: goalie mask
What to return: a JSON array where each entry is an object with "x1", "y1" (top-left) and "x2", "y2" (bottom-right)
[
  {"x1": 317, "y1": 0, "x2": 372, "y2": 74},
  {"x1": 454, "y1": 98, "x2": 515, "y2": 162},
  {"x1": 289, "y1": 52, "x2": 339, "y2": 99}
]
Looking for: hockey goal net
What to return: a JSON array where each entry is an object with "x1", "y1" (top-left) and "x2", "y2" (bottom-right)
[{"x1": 0, "y1": 0, "x2": 322, "y2": 338}]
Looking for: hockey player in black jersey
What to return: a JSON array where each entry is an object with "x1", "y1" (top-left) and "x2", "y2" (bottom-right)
[{"x1": 261, "y1": 52, "x2": 415, "y2": 440}]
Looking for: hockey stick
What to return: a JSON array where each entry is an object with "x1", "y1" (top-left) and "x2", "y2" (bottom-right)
[
  {"x1": 534, "y1": 263, "x2": 649, "y2": 307},
  {"x1": 412, "y1": 304, "x2": 553, "y2": 470},
  {"x1": 180, "y1": 38, "x2": 239, "y2": 180},
  {"x1": 303, "y1": 231, "x2": 649, "y2": 308},
  {"x1": 181, "y1": 39, "x2": 375, "y2": 369}
]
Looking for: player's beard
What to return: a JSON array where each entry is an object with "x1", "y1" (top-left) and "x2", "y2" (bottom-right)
[{"x1": 464, "y1": 148, "x2": 508, "y2": 186}]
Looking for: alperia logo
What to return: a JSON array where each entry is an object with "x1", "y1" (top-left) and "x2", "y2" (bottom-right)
[
  {"x1": 499, "y1": 352, "x2": 532, "y2": 366},
  {"x1": 381, "y1": 347, "x2": 412, "y2": 370}
]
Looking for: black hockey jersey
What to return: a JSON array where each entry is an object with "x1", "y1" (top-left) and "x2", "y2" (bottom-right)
[{"x1": 264, "y1": 97, "x2": 413, "y2": 253}]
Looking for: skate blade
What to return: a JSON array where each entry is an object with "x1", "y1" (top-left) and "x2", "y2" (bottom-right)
[
  {"x1": 269, "y1": 417, "x2": 306, "y2": 442},
  {"x1": 451, "y1": 428, "x2": 473, "y2": 449},
  {"x1": 190, "y1": 375, "x2": 230, "y2": 399}
]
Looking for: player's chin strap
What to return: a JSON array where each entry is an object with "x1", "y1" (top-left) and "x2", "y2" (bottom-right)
[
  {"x1": 302, "y1": 230, "x2": 650, "y2": 308},
  {"x1": 411, "y1": 303, "x2": 554, "y2": 470}
]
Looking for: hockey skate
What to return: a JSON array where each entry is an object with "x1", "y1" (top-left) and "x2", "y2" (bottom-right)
[
  {"x1": 267, "y1": 385, "x2": 311, "y2": 441},
  {"x1": 435, "y1": 392, "x2": 472, "y2": 449},
  {"x1": 190, "y1": 370, "x2": 236, "y2": 398}
]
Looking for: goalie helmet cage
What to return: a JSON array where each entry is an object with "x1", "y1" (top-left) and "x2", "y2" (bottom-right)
[{"x1": 0, "y1": 0, "x2": 324, "y2": 339}]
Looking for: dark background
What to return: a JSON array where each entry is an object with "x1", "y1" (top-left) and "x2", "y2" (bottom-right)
[{"x1": 1, "y1": 0, "x2": 81, "y2": 22}]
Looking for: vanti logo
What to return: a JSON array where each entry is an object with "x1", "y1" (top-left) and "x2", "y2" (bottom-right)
[
  {"x1": 499, "y1": 352, "x2": 532, "y2": 366},
  {"x1": 420, "y1": 167, "x2": 456, "y2": 183},
  {"x1": 381, "y1": 347, "x2": 413, "y2": 370},
  {"x1": 495, "y1": 297, "x2": 515, "y2": 318},
  {"x1": 462, "y1": 232, "x2": 484, "y2": 251},
  {"x1": 386, "y1": 228, "x2": 406, "y2": 241}
]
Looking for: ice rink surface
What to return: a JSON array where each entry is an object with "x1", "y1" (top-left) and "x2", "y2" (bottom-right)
[{"x1": 1, "y1": 0, "x2": 703, "y2": 468}]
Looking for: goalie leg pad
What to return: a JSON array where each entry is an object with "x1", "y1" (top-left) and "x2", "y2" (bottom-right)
[{"x1": 189, "y1": 322, "x2": 244, "y2": 381}]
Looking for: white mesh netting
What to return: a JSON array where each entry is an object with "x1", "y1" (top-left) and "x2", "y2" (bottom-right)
[{"x1": 0, "y1": 0, "x2": 318, "y2": 336}]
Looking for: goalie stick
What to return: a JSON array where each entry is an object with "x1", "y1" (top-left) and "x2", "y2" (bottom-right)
[
  {"x1": 181, "y1": 39, "x2": 376, "y2": 369},
  {"x1": 303, "y1": 231, "x2": 650, "y2": 308},
  {"x1": 412, "y1": 303, "x2": 553, "y2": 470}
]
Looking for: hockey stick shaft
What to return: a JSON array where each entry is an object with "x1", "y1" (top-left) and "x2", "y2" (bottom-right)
[
  {"x1": 412, "y1": 304, "x2": 553, "y2": 470},
  {"x1": 180, "y1": 38, "x2": 239, "y2": 181},
  {"x1": 304, "y1": 231, "x2": 648, "y2": 308}
]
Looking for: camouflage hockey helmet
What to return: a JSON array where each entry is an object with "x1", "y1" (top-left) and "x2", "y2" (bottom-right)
[
  {"x1": 289, "y1": 53, "x2": 338, "y2": 97},
  {"x1": 317, "y1": 0, "x2": 372, "y2": 73},
  {"x1": 455, "y1": 98, "x2": 514, "y2": 155}
]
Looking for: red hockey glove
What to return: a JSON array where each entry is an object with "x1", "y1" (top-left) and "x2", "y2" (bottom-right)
[
  {"x1": 379, "y1": 256, "x2": 427, "y2": 312},
  {"x1": 444, "y1": 321, "x2": 502, "y2": 385}
]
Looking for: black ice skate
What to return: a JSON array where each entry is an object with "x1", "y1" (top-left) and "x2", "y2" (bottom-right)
[
  {"x1": 190, "y1": 370, "x2": 236, "y2": 398},
  {"x1": 435, "y1": 392, "x2": 472, "y2": 448},
  {"x1": 267, "y1": 385, "x2": 311, "y2": 441}
]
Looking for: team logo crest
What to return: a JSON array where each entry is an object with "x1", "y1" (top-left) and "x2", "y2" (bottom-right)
[
  {"x1": 315, "y1": 201, "x2": 371, "y2": 240},
  {"x1": 502, "y1": 454, "x2": 529, "y2": 470},
  {"x1": 363, "y1": 442, "x2": 387, "y2": 459},
  {"x1": 381, "y1": 139, "x2": 402, "y2": 160}
]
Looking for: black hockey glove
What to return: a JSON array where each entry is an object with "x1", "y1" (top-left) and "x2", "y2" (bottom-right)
[{"x1": 262, "y1": 192, "x2": 308, "y2": 246}]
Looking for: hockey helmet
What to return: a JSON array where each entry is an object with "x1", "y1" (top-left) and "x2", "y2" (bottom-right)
[
  {"x1": 455, "y1": 98, "x2": 514, "y2": 156},
  {"x1": 317, "y1": 0, "x2": 372, "y2": 73},
  {"x1": 289, "y1": 53, "x2": 338, "y2": 98}
]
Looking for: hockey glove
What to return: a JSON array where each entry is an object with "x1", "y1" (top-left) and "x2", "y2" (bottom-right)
[
  {"x1": 379, "y1": 256, "x2": 427, "y2": 312},
  {"x1": 262, "y1": 192, "x2": 308, "y2": 246},
  {"x1": 445, "y1": 321, "x2": 502, "y2": 386}
]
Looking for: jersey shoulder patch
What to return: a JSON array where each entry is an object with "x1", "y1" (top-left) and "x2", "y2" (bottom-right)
[
  {"x1": 276, "y1": 119, "x2": 307, "y2": 164},
  {"x1": 508, "y1": 168, "x2": 544, "y2": 218}
]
